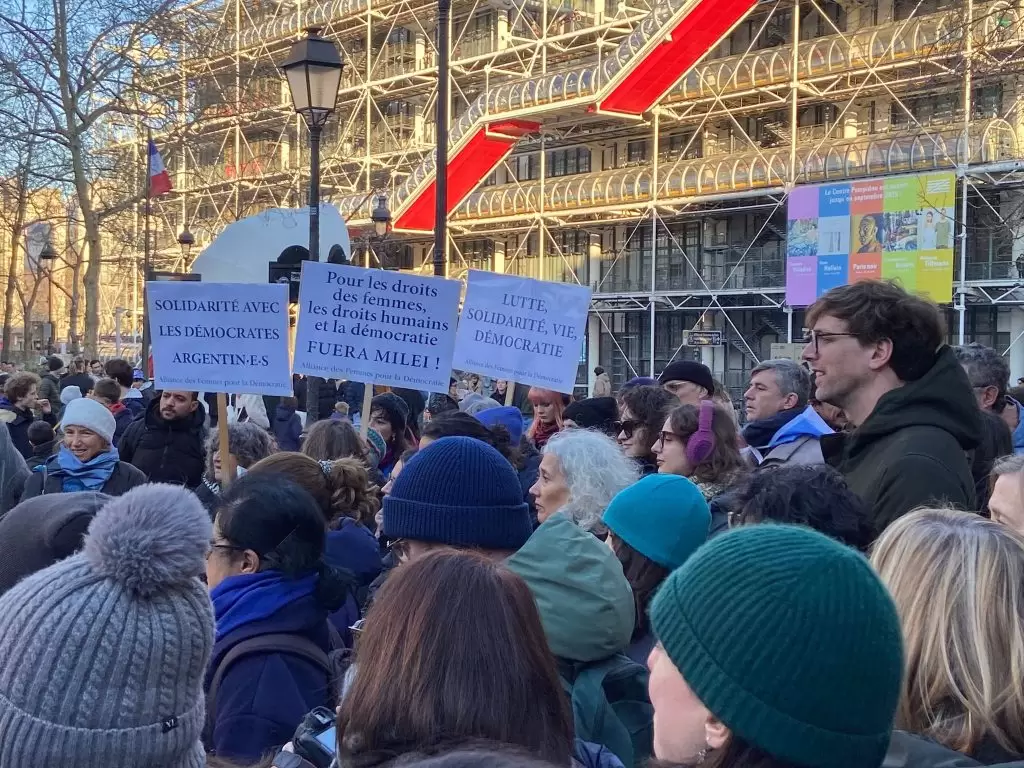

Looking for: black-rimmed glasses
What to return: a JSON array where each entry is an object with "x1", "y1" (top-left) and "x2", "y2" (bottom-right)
[{"x1": 801, "y1": 329, "x2": 858, "y2": 355}]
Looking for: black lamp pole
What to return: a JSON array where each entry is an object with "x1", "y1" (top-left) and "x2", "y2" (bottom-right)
[
  {"x1": 281, "y1": 26, "x2": 344, "y2": 423},
  {"x1": 433, "y1": 0, "x2": 450, "y2": 278}
]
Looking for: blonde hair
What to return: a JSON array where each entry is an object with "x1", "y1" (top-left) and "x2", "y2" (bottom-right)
[{"x1": 871, "y1": 508, "x2": 1024, "y2": 757}]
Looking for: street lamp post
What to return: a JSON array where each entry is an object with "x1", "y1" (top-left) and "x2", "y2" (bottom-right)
[
  {"x1": 434, "y1": 0, "x2": 451, "y2": 277},
  {"x1": 177, "y1": 228, "x2": 195, "y2": 266},
  {"x1": 40, "y1": 240, "x2": 57, "y2": 353},
  {"x1": 365, "y1": 195, "x2": 392, "y2": 268},
  {"x1": 281, "y1": 27, "x2": 344, "y2": 423}
]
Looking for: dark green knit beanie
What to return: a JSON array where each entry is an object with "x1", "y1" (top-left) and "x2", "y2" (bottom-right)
[{"x1": 649, "y1": 524, "x2": 903, "y2": 768}]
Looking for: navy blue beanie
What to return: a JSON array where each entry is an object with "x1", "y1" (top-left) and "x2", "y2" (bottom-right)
[{"x1": 382, "y1": 436, "x2": 533, "y2": 551}]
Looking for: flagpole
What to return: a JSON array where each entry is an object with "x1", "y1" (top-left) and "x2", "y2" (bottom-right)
[{"x1": 142, "y1": 127, "x2": 152, "y2": 371}]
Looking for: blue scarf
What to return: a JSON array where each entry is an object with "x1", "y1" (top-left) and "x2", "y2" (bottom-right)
[
  {"x1": 211, "y1": 570, "x2": 318, "y2": 642},
  {"x1": 45, "y1": 445, "x2": 119, "y2": 492}
]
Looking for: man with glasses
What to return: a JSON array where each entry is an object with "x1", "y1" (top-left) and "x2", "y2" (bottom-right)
[
  {"x1": 952, "y1": 343, "x2": 1015, "y2": 512},
  {"x1": 802, "y1": 280, "x2": 980, "y2": 537}
]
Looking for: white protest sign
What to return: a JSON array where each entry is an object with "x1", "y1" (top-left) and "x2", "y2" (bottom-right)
[
  {"x1": 293, "y1": 261, "x2": 461, "y2": 391},
  {"x1": 148, "y1": 281, "x2": 292, "y2": 396},
  {"x1": 453, "y1": 270, "x2": 592, "y2": 393}
]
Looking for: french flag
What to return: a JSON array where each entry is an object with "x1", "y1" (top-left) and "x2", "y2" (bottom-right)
[{"x1": 148, "y1": 140, "x2": 172, "y2": 198}]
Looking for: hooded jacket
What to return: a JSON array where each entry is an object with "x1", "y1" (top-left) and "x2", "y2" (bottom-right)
[
  {"x1": 752, "y1": 406, "x2": 833, "y2": 466},
  {"x1": 273, "y1": 403, "x2": 303, "y2": 452},
  {"x1": 204, "y1": 592, "x2": 333, "y2": 762},
  {"x1": 506, "y1": 513, "x2": 633, "y2": 663},
  {"x1": 118, "y1": 397, "x2": 206, "y2": 488},
  {"x1": 821, "y1": 346, "x2": 980, "y2": 537}
]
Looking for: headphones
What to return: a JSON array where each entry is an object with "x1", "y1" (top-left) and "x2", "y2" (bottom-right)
[{"x1": 685, "y1": 399, "x2": 717, "y2": 466}]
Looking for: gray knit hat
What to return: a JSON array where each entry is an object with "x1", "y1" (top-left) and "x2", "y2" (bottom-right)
[{"x1": 0, "y1": 483, "x2": 215, "y2": 768}]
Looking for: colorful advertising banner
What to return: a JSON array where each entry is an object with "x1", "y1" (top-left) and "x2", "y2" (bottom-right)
[{"x1": 785, "y1": 171, "x2": 956, "y2": 305}]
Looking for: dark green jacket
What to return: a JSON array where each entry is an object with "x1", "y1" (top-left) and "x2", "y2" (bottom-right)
[
  {"x1": 506, "y1": 513, "x2": 633, "y2": 662},
  {"x1": 822, "y1": 346, "x2": 981, "y2": 538}
]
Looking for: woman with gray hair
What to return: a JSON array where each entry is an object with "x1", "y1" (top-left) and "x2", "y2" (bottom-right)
[
  {"x1": 529, "y1": 428, "x2": 639, "y2": 533},
  {"x1": 194, "y1": 421, "x2": 277, "y2": 515}
]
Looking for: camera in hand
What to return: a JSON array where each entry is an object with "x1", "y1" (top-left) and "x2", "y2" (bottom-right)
[{"x1": 293, "y1": 706, "x2": 338, "y2": 768}]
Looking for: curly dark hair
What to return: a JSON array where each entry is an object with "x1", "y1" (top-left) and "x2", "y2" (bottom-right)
[
  {"x1": 806, "y1": 280, "x2": 944, "y2": 383},
  {"x1": 730, "y1": 464, "x2": 872, "y2": 552},
  {"x1": 619, "y1": 385, "x2": 677, "y2": 458}
]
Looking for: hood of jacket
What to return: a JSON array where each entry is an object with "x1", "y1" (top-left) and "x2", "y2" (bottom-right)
[
  {"x1": 836, "y1": 345, "x2": 981, "y2": 459},
  {"x1": 143, "y1": 394, "x2": 205, "y2": 433},
  {"x1": 1010, "y1": 398, "x2": 1024, "y2": 455},
  {"x1": 506, "y1": 513, "x2": 633, "y2": 663},
  {"x1": 325, "y1": 518, "x2": 384, "y2": 587},
  {"x1": 766, "y1": 405, "x2": 833, "y2": 449}
]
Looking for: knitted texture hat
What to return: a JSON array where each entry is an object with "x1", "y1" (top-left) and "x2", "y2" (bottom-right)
[
  {"x1": 0, "y1": 491, "x2": 111, "y2": 596},
  {"x1": 602, "y1": 475, "x2": 710, "y2": 570},
  {"x1": 657, "y1": 361, "x2": 714, "y2": 393},
  {"x1": 61, "y1": 396, "x2": 117, "y2": 444},
  {"x1": 0, "y1": 484, "x2": 215, "y2": 768},
  {"x1": 365, "y1": 427, "x2": 387, "y2": 466},
  {"x1": 564, "y1": 397, "x2": 619, "y2": 433},
  {"x1": 476, "y1": 405, "x2": 525, "y2": 445},
  {"x1": 650, "y1": 525, "x2": 903, "y2": 768},
  {"x1": 383, "y1": 436, "x2": 532, "y2": 551},
  {"x1": 59, "y1": 385, "x2": 83, "y2": 406}
]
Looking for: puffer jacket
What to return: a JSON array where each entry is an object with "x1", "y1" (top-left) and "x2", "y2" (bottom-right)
[{"x1": 118, "y1": 397, "x2": 206, "y2": 488}]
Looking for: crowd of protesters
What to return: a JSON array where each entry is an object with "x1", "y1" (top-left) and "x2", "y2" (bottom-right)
[{"x1": 4, "y1": 278, "x2": 1024, "y2": 768}]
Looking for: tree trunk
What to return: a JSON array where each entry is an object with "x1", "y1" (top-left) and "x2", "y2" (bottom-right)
[
  {"x1": 81, "y1": 205, "x2": 102, "y2": 355},
  {"x1": 2, "y1": 234, "x2": 18, "y2": 358},
  {"x1": 69, "y1": 247, "x2": 82, "y2": 354}
]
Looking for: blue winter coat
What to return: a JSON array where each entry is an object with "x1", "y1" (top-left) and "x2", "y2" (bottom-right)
[
  {"x1": 273, "y1": 404, "x2": 303, "y2": 452},
  {"x1": 325, "y1": 519, "x2": 383, "y2": 588},
  {"x1": 325, "y1": 520, "x2": 382, "y2": 640},
  {"x1": 204, "y1": 594, "x2": 333, "y2": 763}
]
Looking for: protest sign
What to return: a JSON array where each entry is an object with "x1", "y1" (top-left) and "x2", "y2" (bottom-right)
[
  {"x1": 293, "y1": 261, "x2": 461, "y2": 392},
  {"x1": 453, "y1": 270, "x2": 592, "y2": 394},
  {"x1": 148, "y1": 281, "x2": 292, "y2": 396}
]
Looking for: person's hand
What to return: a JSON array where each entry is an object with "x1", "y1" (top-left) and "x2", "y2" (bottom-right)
[{"x1": 36, "y1": 399, "x2": 51, "y2": 414}]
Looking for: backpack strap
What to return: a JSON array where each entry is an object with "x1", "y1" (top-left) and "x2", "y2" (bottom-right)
[{"x1": 206, "y1": 633, "x2": 332, "y2": 736}]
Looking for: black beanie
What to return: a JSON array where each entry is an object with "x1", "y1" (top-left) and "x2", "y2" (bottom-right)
[
  {"x1": 658, "y1": 360, "x2": 714, "y2": 393},
  {"x1": 371, "y1": 392, "x2": 410, "y2": 433},
  {"x1": 564, "y1": 397, "x2": 619, "y2": 433}
]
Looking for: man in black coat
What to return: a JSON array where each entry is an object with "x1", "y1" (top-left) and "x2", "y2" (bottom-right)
[
  {"x1": 803, "y1": 281, "x2": 981, "y2": 538},
  {"x1": 118, "y1": 390, "x2": 206, "y2": 488}
]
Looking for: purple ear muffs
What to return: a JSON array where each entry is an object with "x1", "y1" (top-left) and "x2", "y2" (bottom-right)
[{"x1": 685, "y1": 399, "x2": 716, "y2": 466}]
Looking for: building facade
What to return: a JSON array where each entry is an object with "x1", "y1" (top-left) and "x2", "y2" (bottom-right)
[{"x1": 146, "y1": 0, "x2": 1024, "y2": 397}]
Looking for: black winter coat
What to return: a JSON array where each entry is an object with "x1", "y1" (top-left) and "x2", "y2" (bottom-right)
[
  {"x1": 119, "y1": 398, "x2": 206, "y2": 488},
  {"x1": 822, "y1": 346, "x2": 981, "y2": 538},
  {"x1": 0, "y1": 402, "x2": 56, "y2": 459},
  {"x1": 20, "y1": 460, "x2": 147, "y2": 500}
]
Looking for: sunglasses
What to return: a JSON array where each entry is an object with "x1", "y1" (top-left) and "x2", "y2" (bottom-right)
[{"x1": 613, "y1": 419, "x2": 642, "y2": 438}]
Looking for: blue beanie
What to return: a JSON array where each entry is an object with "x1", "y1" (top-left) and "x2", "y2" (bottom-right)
[
  {"x1": 475, "y1": 406, "x2": 524, "y2": 445},
  {"x1": 383, "y1": 436, "x2": 533, "y2": 551},
  {"x1": 602, "y1": 475, "x2": 710, "y2": 570}
]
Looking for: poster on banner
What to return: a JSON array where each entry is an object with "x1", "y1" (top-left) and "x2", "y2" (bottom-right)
[
  {"x1": 293, "y1": 261, "x2": 461, "y2": 392},
  {"x1": 452, "y1": 270, "x2": 592, "y2": 394},
  {"x1": 147, "y1": 281, "x2": 292, "y2": 395},
  {"x1": 785, "y1": 170, "x2": 956, "y2": 305}
]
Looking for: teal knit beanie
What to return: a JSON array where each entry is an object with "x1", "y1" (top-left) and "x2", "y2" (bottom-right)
[
  {"x1": 650, "y1": 525, "x2": 903, "y2": 768},
  {"x1": 602, "y1": 475, "x2": 710, "y2": 570}
]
